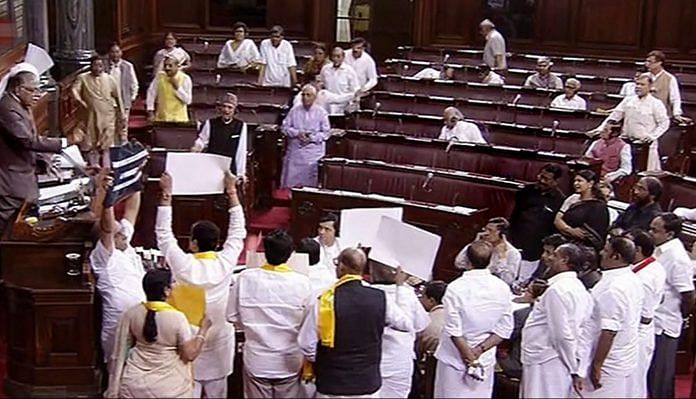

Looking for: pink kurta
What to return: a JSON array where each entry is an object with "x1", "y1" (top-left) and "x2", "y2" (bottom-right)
[{"x1": 280, "y1": 103, "x2": 331, "y2": 188}]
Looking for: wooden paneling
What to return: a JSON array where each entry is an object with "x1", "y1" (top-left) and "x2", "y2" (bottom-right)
[
  {"x1": 158, "y1": 0, "x2": 204, "y2": 30},
  {"x1": 266, "y1": 0, "x2": 311, "y2": 35},
  {"x1": 576, "y1": 0, "x2": 643, "y2": 48},
  {"x1": 430, "y1": 0, "x2": 481, "y2": 46},
  {"x1": 537, "y1": 0, "x2": 573, "y2": 45}
]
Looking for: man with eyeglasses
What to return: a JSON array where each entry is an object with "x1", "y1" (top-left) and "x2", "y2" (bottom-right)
[{"x1": 0, "y1": 68, "x2": 80, "y2": 235}]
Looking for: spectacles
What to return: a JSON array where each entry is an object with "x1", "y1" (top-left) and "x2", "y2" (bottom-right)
[{"x1": 21, "y1": 86, "x2": 40, "y2": 93}]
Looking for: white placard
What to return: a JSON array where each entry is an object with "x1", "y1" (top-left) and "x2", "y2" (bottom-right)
[
  {"x1": 59, "y1": 145, "x2": 86, "y2": 168},
  {"x1": 25, "y1": 43, "x2": 54, "y2": 75},
  {"x1": 339, "y1": 207, "x2": 404, "y2": 248},
  {"x1": 369, "y1": 216, "x2": 441, "y2": 281},
  {"x1": 245, "y1": 251, "x2": 310, "y2": 276},
  {"x1": 165, "y1": 152, "x2": 232, "y2": 195}
]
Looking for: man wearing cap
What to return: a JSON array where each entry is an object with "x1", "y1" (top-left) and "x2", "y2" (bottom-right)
[
  {"x1": 551, "y1": 78, "x2": 587, "y2": 111},
  {"x1": 479, "y1": 19, "x2": 507, "y2": 70},
  {"x1": 89, "y1": 170, "x2": 146, "y2": 374},
  {"x1": 524, "y1": 57, "x2": 563, "y2": 90},
  {"x1": 280, "y1": 84, "x2": 331, "y2": 188},
  {"x1": 191, "y1": 93, "x2": 247, "y2": 179},
  {"x1": 0, "y1": 68, "x2": 79, "y2": 235},
  {"x1": 146, "y1": 56, "x2": 192, "y2": 123}
]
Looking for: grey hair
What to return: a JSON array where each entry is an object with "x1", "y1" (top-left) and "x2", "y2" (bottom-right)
[
  {"x1": 443, "y1": 106, "x2": 464, "y2": 120},
  {"x1": 301, "y1": 84, "x2": 318, "y2": 95},
  {"x1": 565, "y1": 78, "x2": 581, "y2": 89},
  {"x1": 637, "y1": 72, "x2": 653, "y2": 84}
]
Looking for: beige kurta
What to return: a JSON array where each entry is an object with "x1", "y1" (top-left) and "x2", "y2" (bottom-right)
[
  {"x1": 106, "y1": 304, "x2": 194, "y2": 398},
  {"x1": 72, "y1": 72, "x2": 124, "y2": 151}
]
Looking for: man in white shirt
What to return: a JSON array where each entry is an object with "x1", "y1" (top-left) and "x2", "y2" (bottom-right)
[
  {"x1": 478, "y1": 64, "x2": 504, "y2": 85},
  {"x1": 434, "y1": 240, "x2": 513, "y2": 398},
  {"x1": 619, "y1": 66, "x2": 648, "y2": 97},
  {"x1": 296, "y1": 237, "x2": 336, "y2": 297},
  {"x1": 438, "y1": 106, "x2": 487, "y2": 144},
  {"x1": 370, "y1": 263, "x2": 430, "y2": 398},
  {"x1": 314, "y1": 213, "x2": 342, "y2": 271},
  {"x1": 90, "y1": 172, "x2": 145, "y2": 374},
  {"x1": 258, "y1": 25, "x2": 297, "y2": 88},
  {"x1": 625, "y1": 230, "x2": 666, "y2": 398},
  {"x1": 108, "y1": 42, "x2": 139, "y2": 123},
  {"x1": 479, "y1": 19, "x2": 506, "y2": 70},
  {"x1": 645, "y1": 50, "x2": 687, "y2": 121},
  {"x1": 455, "y1": 217, "x2": 521, "y2": 287},
  {"x1": 521, "y1": 243, "x2": 593, "y2": 398},
  {"x1": 156, "y1": 171, "x2": 246, "y2": 398},
  {"x1": 550, "y1": 78, "x2": 587, "y2": 110},
  {"x1": 574, "y1": 237, "x2": 644, "y2": 398},
  {"x1": 592, "y1": 73, "x2": 669, "y2": 171},
  {"x1": 344, "y1": 37, "x2": 378, "y2": 93},
  {"x1": 524, "y1": 57, "x2": 563, "y2": 89},
  {"x1": 584, "y1": 122, "x2": 632, "y2": 182},
  {"x1": 319, "y1": 46, "x2": 361, "y2": 116},
  {"x1": 648, "y1": 213, "x2": 696, "y2": 399},
  {"x1": 227, "y1": 230, "x2": 312, "y2": 398}
]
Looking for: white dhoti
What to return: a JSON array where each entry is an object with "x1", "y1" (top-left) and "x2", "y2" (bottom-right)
[
  {"x1": 433, "y1": 361, "x2": 494, "y2": 399},
  {"x1": 379, "y1": 366, "x2": 413, "y2": 398},
  {"x1": 574, "y1": 373, "x2": 629, "y2": 398},
  {"x1": 625, "y1": 324, "x2": 655, "y2": 398},
  {"x1": 192, "y1": 323, "x2": 235, "y2": 398},
  {"x1": 521, "y1": 357, "x2": 573, "y2": 398},
  {"x1": 646, "y1": 141, "x2": 662, "y2": 172}
]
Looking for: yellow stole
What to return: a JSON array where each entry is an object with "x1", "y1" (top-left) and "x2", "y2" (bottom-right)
[
  {"x1": 260, "y1": 263, "x2": 293, "y2": 272},
  {"x1": 155, "y1": 71, "x2": 189, "y2": 122},
  {"x1": 318, "y1": 274, "x2": 363, "y2": 348},
  {"x1": 193, "y1": 251, "x2": 218, "y2": 261},
  {"x1": 143, "y1": 301, "x2": 178, "y2": 312}
]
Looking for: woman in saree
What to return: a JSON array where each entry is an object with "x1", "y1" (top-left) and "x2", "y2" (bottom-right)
[
  {"x1": 105, "y1": 269, "x2": 211, "y2": 398},
  {"x1": 554, "y1": 169, "x2": 610, "y2": 250}
]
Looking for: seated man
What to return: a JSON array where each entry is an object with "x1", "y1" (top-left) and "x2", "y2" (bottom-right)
[
  {"x1": 478, "y1": 64, "x2": 505, "y2": 85},
  {"x1": 612, "y1": 176, "x2": 663, "y2": 231},
  {"x1": 584, "y1": 121, "x2": 632, "y2": 182},
  {"x1": 146, "y1": 56, "x2": 192, "y2": 123},
  {"x1": 257, "y1": 25, "x2": 297, "y2": 88},
  {"x1": 280, "y1": 84, "x2": 331, "y2": 188},
  {"x1": 524, "y1": 57, "x2": 563, "y2": 90},
  {"x1": 550, "y1": 78, "x2": 587, "y2": 111},
  {"x1": 413, "y1": 65, "x2": 455, "y2": 80},
  {"x1": 438, "y1": 106, "x2": 487, "y2": 143},
  {"x1": 319, "y1": 46, "x2": 361, "y2": 116},
  {"x1": 191, "y1": 93, "x2": 247, "y2": 179},
  {"x1": 590, "y1": 73, "x2": 669, "y2": 171}
]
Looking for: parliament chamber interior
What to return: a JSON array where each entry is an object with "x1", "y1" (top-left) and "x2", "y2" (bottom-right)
[{"x1": 0, "y1": 0, "x2": 696, "y2": 398}]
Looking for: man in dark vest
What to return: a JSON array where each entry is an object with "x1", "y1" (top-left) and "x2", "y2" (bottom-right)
[
  {"x1": 298, "y1": 247, "x2": 413, "y2": 398},
  {"x1": 191, "y1": 92, "x2": 247, "y2": 179}
]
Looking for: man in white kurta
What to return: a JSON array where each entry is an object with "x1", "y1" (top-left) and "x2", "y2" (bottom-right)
[
  {"x1": 371, "y1": 265, "x2": 430, "y2": 398},
  {"x1": 319, "y1": 47, "x2": 361, "y2": 116},
  {"x1": 521, "y1": 243, "x2": 593, "y2": 398},
  {"x1": 90, "y1": 176, "x2": 145, "y2": 374},
  {"x1": 344, "y1": 37, "x2": 378, "y2": 93},
  {"x1": 479, "y1": 19, "x2": 506, "y2": 70},
  {"x1": 626, "y1": 230, "x2": 666, "y2": 398},
  {"x1": 227, "y1": 230, "x2": 312, "y2": 398},
  {"x1": 439, "y1": 107, "x2": 487, "y2": 144},
  {"x1": 434, "y1": 241, "x2": 513, "y2": 398},
  {"x1": 258, "y1": 25, "x2": 297, "y2": 88},
  {"x1": 550, "y1": 78, "x2": 587, "y2": 111},
  {"x1": 574, "y1": 237, "x2": 643, "y2": 398},
  {"x1": 156, "y1": 172, "x2": 246, "y2": 398},
  {"x1": 593, "y1": 73, "x2": 669, "y2": 171}
]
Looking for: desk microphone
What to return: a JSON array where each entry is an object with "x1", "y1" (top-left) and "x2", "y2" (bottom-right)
[
  {"x1": 422, "y1": 172, "x2": 434, "y2": 190},
  {"x1": 215, "y1": 73, "x2": 221, "y2": 86},
  {"x1": 443, "y1": 54, "x2": 451, "y2": 64},
  {"x1": 373, "y1": 102, "x2": 381, "y2": 117},
  {"x1": 551, "y1": 120, "x2": 560, "y2": 137},
  {"x1": 367, "y1": 178, "x2": 373, "y2": 194},
  {"x1": 446, "y1": 137, "x2": 458, "y2": 153},
  {"x1": 512, "y1": 94, "x2": 522, "y2": 106}
]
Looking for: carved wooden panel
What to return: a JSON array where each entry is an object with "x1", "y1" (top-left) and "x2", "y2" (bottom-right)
[
  {"x1": 267, "y1": 0, "x2": 311, "y2": 34},
  {"x1": 158, "y1": 0, "x2": 204, "y2": 29},
  {"x1": 537, "y1": 0, "x2": 573, "y2": 45},
  {"x1": 576, "y1": 0, "x2": 643, "y2": 48},
  {"x1": 430, "y1": 0, "x2": 481, "y2": 46}
]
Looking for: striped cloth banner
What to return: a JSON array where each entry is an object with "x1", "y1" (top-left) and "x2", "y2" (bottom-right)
[{"x1": 106, "y1": 142, "x2": 148, "y2": 207}]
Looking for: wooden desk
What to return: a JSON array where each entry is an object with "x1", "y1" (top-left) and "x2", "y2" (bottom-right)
[{"x1": 290, "y1": 187, "x2": 490, "y2": 281}]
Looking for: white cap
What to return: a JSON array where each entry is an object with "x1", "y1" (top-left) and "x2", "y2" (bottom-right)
[{"x1": 479, "y1": 19, "x2": 495, "y2": 28}]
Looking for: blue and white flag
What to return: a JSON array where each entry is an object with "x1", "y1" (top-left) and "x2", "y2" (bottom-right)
[{"x1": 107, "y1": 142, "x2": 148, "y2": 207}]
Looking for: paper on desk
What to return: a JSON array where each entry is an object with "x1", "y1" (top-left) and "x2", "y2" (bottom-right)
[
  {"x1": 165, "y1": 153, "x2": 232, "y2": 195},
  {"x1": 369, "y1": 216, "x2": 441, "y2": 281},
  {"x1": 340, "y1": 207, "x2": 404, "y2": 248},
  {"x1": 167, "y1": 285, "x2": 206, "y2": 327},
  {"x1": 60, "y1": 145, "x2": 86, "y2": 168},
  {"x1": 245, "y1": 251, "x2": 310, "y2": 276}
]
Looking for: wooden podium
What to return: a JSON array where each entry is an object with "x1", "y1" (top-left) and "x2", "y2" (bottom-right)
[{"x1": 1, "y1": 208, "x2": 101, "y2": 398}]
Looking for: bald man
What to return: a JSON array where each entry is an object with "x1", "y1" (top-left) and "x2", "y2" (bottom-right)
[
  {"x1": 280, "y1": 84, "x2": 331, "y2": 188},
  {"x1": 438, "y1": 107, "x2": 487, "y2": 143},
  {"x1": 480, "y1": 19, "x2": 506, "y2": 70},
  {"x1": 318, "y1": 46, "x2": 360, "y2": 116},
  {"x1": 298, "y1": 248, "x2": 413, "y2": 398}
]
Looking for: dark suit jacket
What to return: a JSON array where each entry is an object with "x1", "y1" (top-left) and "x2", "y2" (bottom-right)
[{"x1": 0, "y1": 93, "x2": 62, "y2": 202}]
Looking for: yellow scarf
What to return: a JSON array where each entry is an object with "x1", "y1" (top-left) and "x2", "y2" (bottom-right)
[
  {"x1": 318, "y1": 274, "x2": 363, "y2": 348},
  {"x1": 143, "y1": 301, "x2": 178, "y2": 312},
  {"x1": 193, "y1": 251, "x2": 218, "y2": 260},
  {"x1": 260, "y1": 263, "x2": 293, "y2": 272},
  {"x1": 155, "y1": 71, "x2": 189, "y2": 122}
]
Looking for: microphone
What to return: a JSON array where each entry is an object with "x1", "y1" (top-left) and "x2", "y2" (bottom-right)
[
  {"x1": 373, "y1": 101, "x2": 381, "y2": 117},
  {"x1": 215, "y1": 73, "x2": 221, "y2": 86},
  {"x1": 397, "y1": 118, "x2": 403, "y2": 133},
  {"x1": 512, "y1": 94, "x2": 522, "y2": 106},
  {"x1": 203, "y1": 41, "x2": 209, "y2": 52},
  {"x1": 421, "y1": 172, "x2": 434, "y2": 191},
  {"x1": 402, "y1": 63, "x2": 409, "y2": 77},
  {"x1": 551, "y1": 120, "x2": 560, "y2": 137},
  {"x1": 367, "y1": 178, "x2": 373, "y2": 194},
  {"x1": 446, "y1": 137, "x2": 458, "y2": 153},
  {"x1": 443, "y1": 54, "x2": 450, "y2": 66}
]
